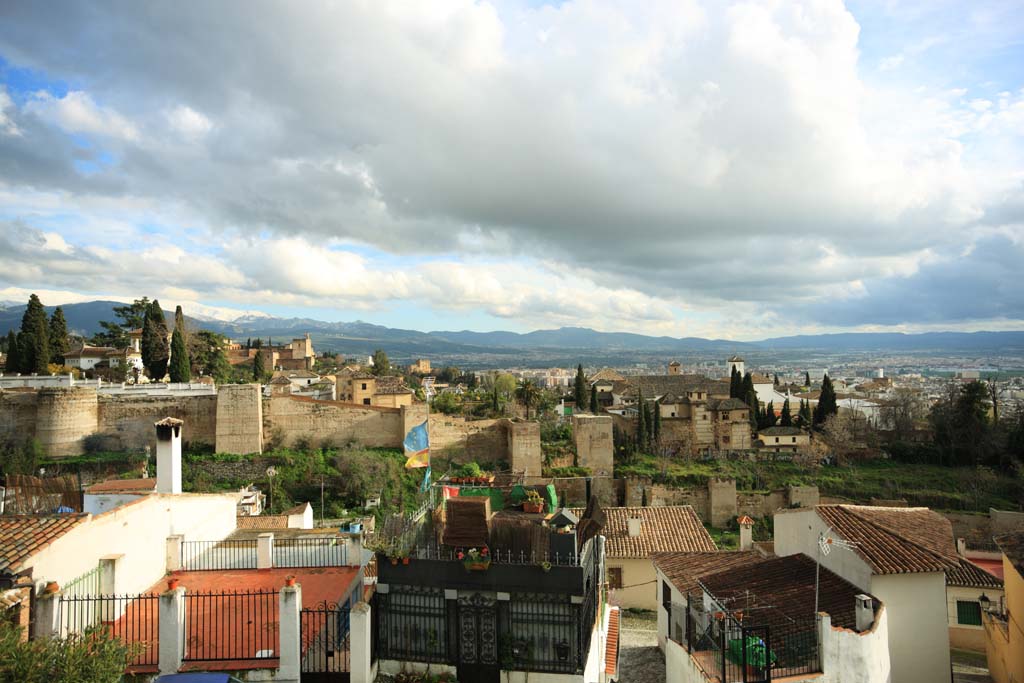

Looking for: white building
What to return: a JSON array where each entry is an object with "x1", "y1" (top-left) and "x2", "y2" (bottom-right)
[{"x1": 774, "y1": 504, "x2": 960, "y2": 683}]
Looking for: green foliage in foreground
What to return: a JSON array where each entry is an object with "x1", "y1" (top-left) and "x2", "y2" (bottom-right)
[
  {"x1": 616, "y1": 453, "x2": 1022, "y2": 512},
  {"x1": 0, "y1": 622, "x2": 140, "y2": 683}
]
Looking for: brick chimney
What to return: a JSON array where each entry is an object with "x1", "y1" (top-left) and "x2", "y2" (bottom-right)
[
  {"x1": 627, "y1": 517, "x2": 642, "y2": 537},
  {"x1": 737, "y1": 515, "x2": 754, "y2": 551},
  {"x1": 855, "y1": 594, "x2": 874, "y2": 631},
  {"x1": 155, "y1": 417, "x2": 184, "y2": 494}
]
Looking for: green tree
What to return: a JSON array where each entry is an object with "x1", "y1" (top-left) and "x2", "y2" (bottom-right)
[
  {"x1": 813, "y1": 374, "x2": 838, "y2": 427},
  {"x1": 804, "y1": 371, "x2": 811, "y2": 387},
  {"x1": 799, "y1": 399, "x2": 813, "y2": 426},
  {"x1": 371, "y1": 349, "x2": 389, "y2": 376},
  {"x1": 930, "y1": 381, "x2": 993, "y2": 467},
  {"x1": 168, "y1": 326, "x2": 191, "y2": 383},
  {"x1": 4, "y1": 330, "x2": 20, "y2": 374},
  {"x1": 780, "y1": 398, "x2": 793, "y2": 427},
  {"x1": 742, "y1": 372, "x2": 757, "y2": 411},
  {"x1": 590, "y1": 384, "x2": 599, "y2": 414},
  {"x1": 516, "y1": 378, "x2": 540, "y2": 419},
  {"x1": 253, "y1": 347, "x2": 266, "y2": 382},
  {"x1": 653, "y1": 399, "x2": 661, "y2": 444},
  {"x1": 48, "y1": 307, "x2": 69, "y2": 365},
  {"x1": 431, "y1": 391, "x2": 462, "y2": 415},
  {"x1": 0, "y1": 620, "x2": 140, "y2": 683},
  {"x1": 92, "y1": 297, "x2": 150, "y2": 348},
  {"x1": 573, "y1": 364, "x2": 587, "y2": 410},
  {"x1": 19, "y1": 294, "x2": 50, "y2": 374},
  {"x1": 173, "y1": 305, "x2": 187, "y2": 337},
  {"x1": 636, "y1": 389, "x2": 647, "y2": 452},
  {"x1": 141, "y1": 300, "x2": 170, "y2": 380},
  {"x1": 764, "y1": 401, "x2": 777, "y2": 428},
  {"x1": 0, "y1": 437, "x2": 43, "y2": 476},
  {"x1": 729, "y1": 366, "x2": 741, "y2": 399}
]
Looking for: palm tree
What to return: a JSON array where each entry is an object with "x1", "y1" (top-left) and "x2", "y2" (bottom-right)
[{"x1": 516, "y1": 378, "x2": 540, "y2": 419}]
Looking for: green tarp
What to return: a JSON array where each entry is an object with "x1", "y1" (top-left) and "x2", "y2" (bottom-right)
[
  {"x1": 459, "y1": 487, "x2": 505, "y2": 511},
  {"x1": 727, "y1": 636, "x2": 776, "y2": 668}
]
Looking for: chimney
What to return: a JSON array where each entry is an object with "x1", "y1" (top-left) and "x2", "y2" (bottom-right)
[
  {"x1": 956, "y1": 537, "x2": 967, "y2": 557},
  {"x1": 737, "y1": 515, "x2": 754, "y2": 551},
  {"x1": 155, "y1": 417, "x2": 184, "y2": 494},
  {"x1": 855, "y1": 594, "x2": 874, "y2": 632},
  {"x1": 627, "y1": 518, "x2": 642, "y2": 537}
]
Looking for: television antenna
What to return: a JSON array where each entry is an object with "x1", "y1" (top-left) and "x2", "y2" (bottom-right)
[{"x1": 815, "y1": 528, "x2": 857, "y2": 618}]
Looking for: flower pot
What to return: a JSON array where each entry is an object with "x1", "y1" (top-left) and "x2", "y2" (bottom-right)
[
  {"x1": 390, "y1": 558, "x2": 399, "y2": 566},
  {"x1": 167, "y1": 578, "x2": 180, "y2": 591},
  {"x1": 44, "y1": 581, "x2": 60, "y2": 594},
  {"x1": 463, "y1": 558, "x2": 491, "y2": 572},
  {"x1": 284, "y1": 575, "x2": 296, "y2": 587},
  {"x1": 523, "y1": 502, "x2": 544, "y2": 514},
  {"x1": 402, "y1": 557, "x2": 410, "y2": 565}
]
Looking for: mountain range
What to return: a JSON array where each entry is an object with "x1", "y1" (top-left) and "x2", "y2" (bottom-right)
[{"x1": 2, "y1": 300, "x2": 1023, "y2": 363}]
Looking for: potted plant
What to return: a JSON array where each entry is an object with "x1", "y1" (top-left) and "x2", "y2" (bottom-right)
[
  {"x1": 461, "y1": 547, "x2": 491, "y2": 571},
  {"x1": 522, "y1": 489, "x2": 545, "y2": 514}
]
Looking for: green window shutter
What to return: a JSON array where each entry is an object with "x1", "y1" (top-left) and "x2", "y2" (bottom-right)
[{"x1": 956, "y1": 600, "x2": 982, "y2": 626}]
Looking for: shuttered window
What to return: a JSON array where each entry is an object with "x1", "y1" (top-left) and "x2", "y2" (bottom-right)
[
  {"x1": 956, "y1": 600, "x2": 982, "y2": 626},
  {"x1": 608, "y1": 567, "x2": 623, "y2": 589}
]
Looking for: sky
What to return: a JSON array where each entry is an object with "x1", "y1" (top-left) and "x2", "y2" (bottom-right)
[{"x1": 0, "y1": 0, "x2": 1022, "y2": 340}]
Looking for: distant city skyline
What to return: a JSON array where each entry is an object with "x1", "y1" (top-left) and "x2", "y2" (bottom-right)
[{"x1": 0, "y1": 1, "x2": 1022, "y2": 341}]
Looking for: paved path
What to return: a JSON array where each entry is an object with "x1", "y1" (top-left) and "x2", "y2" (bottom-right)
[
  {"x1": 952, "y1": 650, "x2": 993, "y2": 683},
  {"x1": 618, "y1": 611, "x2": 664, "y2": 683}
]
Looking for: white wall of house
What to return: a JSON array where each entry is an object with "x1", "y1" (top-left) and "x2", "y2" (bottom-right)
[
  {"x1": 28, "y1": 493, "x2": 239, "y2": 596},
  {"x1": 871, "y1": 572, "x2": 950, "y2": 683},
  {"x1": 773, "y1": 510, "x2": 875, "y2": 591},
  {"x1": 947, "y1": 584, "x2": 1003, "y2": 652},
  {"x1": 818, "y1": 606, "x2": 890, "y2": 683},
  {"x1": 287, "y1": 504, "x2": 314, "y2": 529},
  {"x1": 84, "y1": 492, "x2": 145, "y2": 514},
  {"x1": 608, "y1": 557, "x2": 658, "y2": 610}
]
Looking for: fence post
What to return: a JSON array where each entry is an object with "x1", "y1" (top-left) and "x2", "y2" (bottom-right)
[
  {"x1": 258, "y1": 533, "x2": 274, "y2": 569},
  {"x1": 33, "y1": 589, "x2": 63, "y2": 638},
  {"x1": 817, "y1": 613, "x2": 831, "y2": 674},
  {"x1": 351, "y1": 601, "x2": 374, "y2": 683},
  {"x1": 278, "y1": 584, "x2": 302, "y2": 683},
  {"x1": 166, "y1": 535, "x2": 183, "y2": 572},
  {"x1": 159, "y1": 586, "x2": 186, "y2": 675}
]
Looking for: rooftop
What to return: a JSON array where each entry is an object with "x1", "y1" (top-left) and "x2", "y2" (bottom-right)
[
  {"x1": 813, "y1": 505, "x2": 959, "y2": 575},
  {"x1": 994, "y1": 530, "x2": 1024, "y2": 576},
  {"x1": 0, "y1": 514, "x2": 88, "y2": 574},
  {"x1": 946, "y1": 558, "x2": 1003, "y2": 589},
  {"x1": 759, "y1": 426, "x2": 803, "y2": 436},
  {"x1": 86, "y1": 478, "x2": 157, "y2": 495},
  {"x1": 653, "y1": 550, "x2": 765, "y2": 595},
  {"x1": 573, "y1": 506, "x2": 716, "y2": 558},
  {"x1": 612, "y1": 374, "x2": 728, "y2": 401}
]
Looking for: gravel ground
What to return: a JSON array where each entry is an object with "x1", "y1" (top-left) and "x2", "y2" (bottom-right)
[{"x1": 618, "y1": 610, "x2": 665, "y2": 683}]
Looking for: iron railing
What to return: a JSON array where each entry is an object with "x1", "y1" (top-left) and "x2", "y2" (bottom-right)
[
  {"x1": 183, "y1": 589, "x2": 279, "y2": 662},
  {"x1": 374, "y1": 585, "x2": 449, "y2": 663},
  {"x1": 58, "y1": 593, "x2": 160, "y2": 668},
  {"x1": 62, "y1": 565, "x2": 101, "y2": 597},
  {"x1": 506, "y1": 594, "x2": 579, "y2": 673},
  {"x1": 273, "y1": 537, "x2": 348, "y2": 568},
  {"x1": 181, "y1": 540, "x2": 258, "y2": 571},
  {"x1": 301, "y1": 600, "x2": 351, "y2": 673},
  {"x1": 404, "y1": 543, "x2": 584, "y2": 566}
]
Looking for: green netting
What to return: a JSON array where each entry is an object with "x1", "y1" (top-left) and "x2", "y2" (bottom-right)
[
  {"x1": 727, "y1": 636, "x2": 776, "y2": 668},
  {"x1": 543, "y1": 484, "x2": 558, "y2": 513},
  {"x1": 509, "y1": 484, "x2": 528, "y2": 504},
  {"x1": 460, "y1": 487, "x2": 505, "y2": 510}
]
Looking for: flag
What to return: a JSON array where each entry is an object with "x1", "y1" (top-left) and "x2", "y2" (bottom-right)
[
  {"x1": 403, "y1": 419, "x2": 430, "y2": 468},
  {"x1": 420, "y1": 466, "x2": 431, "y2": 493}
]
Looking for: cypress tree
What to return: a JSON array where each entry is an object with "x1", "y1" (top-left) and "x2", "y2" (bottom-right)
[
  {"x1": 765, "y1": 401, "x2": 777, "y2": 427},
  {"x1": 48, "y1": 307, "x2": 69, "y2": 365},
  {"x1": 729, "y1": 367, "x2": 741, "y2": 399},
  {"x1": 742, "y1": 372, "x2": 757, "y2": 411},
  {"x1": 814, "y1": 374, "x2": 838, "y2": 427},
  {"x1": 590, "y1": 384, "x2": 598, "y2": 414},
  {"x1": 253, "y1": 348, "x2": 266, "y2": 382},
  {"x1": 3, "y1": 330, "x2": 19, "y2": 374},
  {"x1": 19, "y1": 294, "x2": 50, "y2": 374},
  {"x1": 653, "y1": 399, "x2": 661, "y2": 444},
  {"x1": 804, "y1": 371, "x2": 811, "y2": 387},
  {"x1": 173, "y1": 306, "x2": 188, "y2": 341},
  {"x1": 780, "y1": 398, "x2": 793, "y2": 427},
  {"x1": 636, "y1": 389, "x2": 647, "y2": 452},
  {"x1": 169, "y1": 326, "x2": 191, "y2": 383},
  {"x1": 141, "y1": 300, "x2": 170, "y2": 380},
  {"x1": 773, "y1": 373, "x2": 779, "y2": 386},
  {"x1": 573, "y1": 364, "x2": 587, "y2": 410},
  {"x1": 799, "y1": 399, "x2": 813, "y2": 426}
]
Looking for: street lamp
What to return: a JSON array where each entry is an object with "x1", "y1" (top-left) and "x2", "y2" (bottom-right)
[
  {"x1": 266, "y1": 466, "x2": 277, "y2": 512},
  {"x1": 979, "y1": 593, "x2": 991, "y2": 613}
]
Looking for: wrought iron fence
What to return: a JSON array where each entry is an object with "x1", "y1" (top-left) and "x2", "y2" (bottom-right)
[
  {"x1": 63, "y1": 565, "x2": 101, "y2": 597},
  {"x1": 374, "y1": 585, "x2": 449, "y2": 663},
  {"x1": 58, "y1": 593, "x2": 159, "y2": 668},
  {"x1": 274, "y1": 536, "x2": 348, "y2": 567},
  {"x1": 301, "y1": 600, "x2": 351, "y2": 673},
  {"x1": 181, "y1": 539, "x2": 258, "y2": 570},
  {"x1": 183, "y1": 589, "x2": 279, "y2": 662},
  {"x1": 506, "y1": 594, "x2": 578, "y2": 673},
  {"x1": 404, "y1": 543, "x2": 584, "y2": 566}
]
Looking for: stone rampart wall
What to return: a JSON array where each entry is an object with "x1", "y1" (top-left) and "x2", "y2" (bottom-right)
[
  {"x1": 0, "y1": 390, "x2": 39, "y2": 442},
  {"x1": 264, "y1": 396, "x2": 403, "y2": 449},
  {"x1": 98, "y1": 394, "x2": 218, "y2": 451},
  {"x1": 428, "y1": 415, "x2": 508, "y2": 463}
]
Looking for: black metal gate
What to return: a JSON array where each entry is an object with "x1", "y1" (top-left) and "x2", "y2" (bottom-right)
[
  {"x1": 301, "y1": 601, "x2": 350, "y2": 682},
  {"x1": 457, "y1": 593, "x2": 499, "y2": 683}
]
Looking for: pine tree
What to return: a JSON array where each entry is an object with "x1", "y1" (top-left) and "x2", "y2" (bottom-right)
[
  {"x1": 19, "y1": 294, "x2": 50, "y2": 374},
  {"x1": 253, "y1": 348, "x2": 266, "y2": 382},
  {"x1": 3, "y1": 330, "x2": 19, "y2": 374},
  {"x1": 590, "y1": 384, "x2": 598, "y2": 413},
  {"x1": 48, "y1": 307, "x2": 69, "y2": 366},
  {"x1": 573, "y1": 364, "x2": 587, "y2": 410},
  {"x1": 169, "y1": 326, "x2": 191, "y2": 383},
  {"x1": 141, "y1": 300, "x2": 170, "y2": 380},
  {"x1": 636, "y1": 389, "x2": 647, "y2": 452},
  {"x1": 780, "y1": 398, "x2": 793, "y2": 427},
  {"x1": 208, "y1": 344, "x2": 232, "y2": 384}
]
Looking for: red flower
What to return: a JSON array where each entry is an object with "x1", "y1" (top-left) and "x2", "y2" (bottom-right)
[
  {"x1": 457, "y1": 552, "x2": 465, "y2": 560},
  {"x1": 481, "y1": 547, "x2": 489, "y2": 556}
]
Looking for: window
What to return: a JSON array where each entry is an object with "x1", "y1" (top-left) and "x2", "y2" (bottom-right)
[
  {"x1": 361, "y1": 382, "x2": 367, "y2": 390},
  {"x1": 608, "y1": 567, "x2": 623, "y2": 589},
  {"x1": 662, "y1": 580, "x2": 672, "y2": 613},
  {"x1": 792, "y1": 437, "x2": 797, "y2": 443},
  {"x1": 957, "y1": 600, "x2": 982, "y2": 626},
  {"x1": 722, "y1": 436, "x2": 730, "y2": 444},
  {"x1": 671, "y1": 412, "x2": 676, "y2": 417},
  {"x1": 363, "y1": 398, "x2": 371, "y2": 405},
  {"x1": 775, "y1": 437, "x2": 780, "y2": 443}
]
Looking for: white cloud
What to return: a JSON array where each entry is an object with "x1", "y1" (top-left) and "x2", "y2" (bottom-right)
[
  {"x1": 165, "y1": 104, "x2": 213, "y2": 140},
  {"x1": 24, "y1": 90, "x2": 138, "y2": 141},
  {"x1": 0, "y1": 87, "x2": 20, "y2": 136}
]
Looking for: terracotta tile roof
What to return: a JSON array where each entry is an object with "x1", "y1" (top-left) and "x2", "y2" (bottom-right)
[
  {"x1": 235, "y1": 515, "x2": 288, "y2": 529},
  {"x1": 0, "y1": 515, "x2": 88, "y2": 574},
  {"x1": 699, "y1": 554, "x2": 876, "y2": 631},
  {"x1": 375, "y1": 376, "x2": 412, "y2": 395},
  {"x1": 605, "y1": 607, "x2": 620, "y2": 676},
  {"x1": 994, "y1": 530, "x2": 1024, "y2": 577},
  {"x1": 86, "y1": 478, "x2": 157, "y2": 494},
  {"x1": 758, "y1": 426, "x2": 802, "y2": 436},
  {"x1": 653, "y1": 551, "x2": 766, "y2": 595},
  {"x1": 283, "y1": 503, "x2": 310, "y2": 516},
  {"x1": 706, "y1": 398, "x2": 749, "y2": 411},
  {"x1": 946, "y1": 558, "x2": 1003, "y2": 589},
  {"x1": 590, "y1": 506, "x2": 716, "y2": 559},
  {"x1": 816, "y1": 505, "x2": 959, "y2": 575},
  {"x1": 612, "y1": 375, "x2": 729, "y2": 400},
  {"x1": 737, "y1": 515, "x2": 755, "y2": 526}
]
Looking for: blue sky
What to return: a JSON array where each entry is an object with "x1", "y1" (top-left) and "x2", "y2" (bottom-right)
[{"x1": 0, "y1": 1, "x2": 1021, "y2": 339}]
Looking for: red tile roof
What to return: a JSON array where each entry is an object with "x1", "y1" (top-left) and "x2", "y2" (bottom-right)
[
  {"x1": 653, "y1": 551, "x2": 766, "y2": 595},
  {"x1": 0, "y1": 515, "x2": 88, "y2": 573},
  {"x1": 578, "y1": 506, "x2": 717, "y2": 559},
  {"x1": 946, "y1": 558, "x2": 1003, "y2": 589},
  {"x1": 815, "y1": 505, "x2": 959, "y2": 574},
  {"x1": 605, "y1": 607, "x2": 620, "y2": 676},
  {"x1": 86, "y1": 478, "x2": 157, "y2": 494},
  {"x1": 235, "y1": 515, "x2": 288, "y2": 529}
]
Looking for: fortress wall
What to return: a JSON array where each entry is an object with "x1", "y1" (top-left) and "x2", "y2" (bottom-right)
[
  {"x1": 36, "y1": 387, "x2": 99, "y2": 457},
  {"x1": 427, "y1": 415, "x2": 508, "y2": 464},
  {"x1": 0, "y1": 390, "x2": 40, "y2": 443},
  {"x1": 216, "y1": 384, "x2": 264, "y2": 454},
  {"x1": 97, "y1": 394, "x2": 218, "y2": 452},
  {"x1": 264, "y1": 395, "x2": 403, "y2": 449}
]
